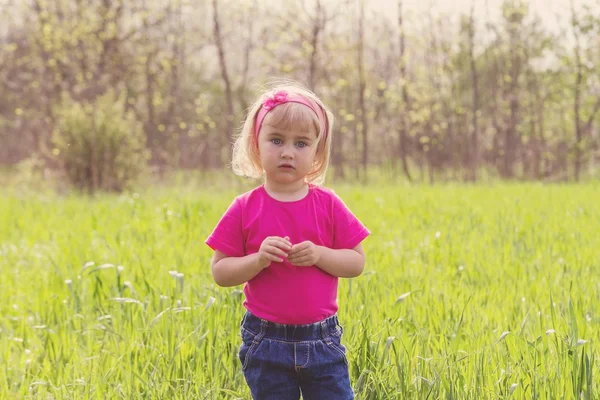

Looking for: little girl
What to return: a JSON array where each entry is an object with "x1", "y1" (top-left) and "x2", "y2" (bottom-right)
[{"x1": 205, "y1": 81, "x2": 369, "y2": 399}]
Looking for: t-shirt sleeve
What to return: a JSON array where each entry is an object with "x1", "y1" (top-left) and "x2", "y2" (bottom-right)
[
  {"x1": 205, "y1": 197, "x2": 245, "y2": 257},
  {"x1": 331, "y1": 192, "x2": 370, "y2": 250}
]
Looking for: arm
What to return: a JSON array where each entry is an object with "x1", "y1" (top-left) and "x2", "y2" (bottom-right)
[
  {"x1": 288, "y1": 241, "x2": 366, "y2": 278},
  {"x1": 211, "y1": 236, "x2": 292, "y2": 287},
  {"x1": 211, "y1": 250, "x2": 264, "y2": 287},
  {"x1": 314, "y1": 190, "x2": 369, "y2": 278},
  {"x1": 316, "y1": 243, "x2": 365, "y2": 278}
]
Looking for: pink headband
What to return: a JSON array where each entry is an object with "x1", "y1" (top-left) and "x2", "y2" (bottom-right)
[{"x1": 254, "y1": 90, "x2": 326, "y2": 145}]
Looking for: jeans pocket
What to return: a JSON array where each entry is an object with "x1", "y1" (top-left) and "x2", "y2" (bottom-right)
[
  {"x1": 327, "y1": 335, "x2": 349, "y2": 366},
  {"x1": 330, "y1": 323, "x2": 344, "y2": 338},
  {"x1": 239, "y1": 327, "x2": 261, "y2": 371},
  {"x1": 240, "y1": 326, "x2": 256, "y2": 343}
]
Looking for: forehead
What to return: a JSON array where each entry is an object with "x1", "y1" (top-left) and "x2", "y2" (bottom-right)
[
  {"x1": 262, "y1": 124, "x2": 317, "y2": 140},
  {"x1": 261, "y1": 102, "x2": 319, "y2": 138}
]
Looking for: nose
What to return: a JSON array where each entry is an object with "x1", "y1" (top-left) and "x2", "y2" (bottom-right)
[{"x1": 281, "y1": 143, "x2": 294, "y2": 159}]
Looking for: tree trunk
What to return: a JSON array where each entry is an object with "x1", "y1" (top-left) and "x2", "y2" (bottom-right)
[
  {"x1": 238, "y1": 0, "x2": 256, "y2": 114},
  {"x1": 573, "y1": 3, "x2": 583, "y2": 182},
  {"x1": 504, "y1": 18, "x2": 521, "y2": 179},
  {"x1": 426, "y1": 10, "x2": 439, "y2": 185},
  {"x1": 212, "y1": 0, "x2": 234, "y2": 148},
  {"x1": 308, "y1": 0, "x2": 322, "y2": 91},
  {"x1": 571, "y1": 1, "x2": 600, "y2": 181},
  {"x1": 538, "y1": 94, "x2": 548, "y2": 178},
  {"x1": 358, "y1": 0, "x2": 368, "y2": 180},
  {"x1": 468, "y1": 1, "x2": 479, "y2": 181},
  {"x1": 397, "y1": 0, "x2": 412, "y2": 182}
]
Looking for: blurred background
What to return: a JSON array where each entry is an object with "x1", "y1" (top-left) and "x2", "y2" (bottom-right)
[{"x1": 0, "y1": 0, "x2": 599, "y2": 191}]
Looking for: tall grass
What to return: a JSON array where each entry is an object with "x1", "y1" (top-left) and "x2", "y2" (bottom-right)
[{"x1": 1, "y1": 183, "x2": 598, "y2": 399}]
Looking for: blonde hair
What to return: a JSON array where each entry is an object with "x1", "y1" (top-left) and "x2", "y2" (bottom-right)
[{"x1": 231, "y1": 81, "x2": 334, "y2": 186}]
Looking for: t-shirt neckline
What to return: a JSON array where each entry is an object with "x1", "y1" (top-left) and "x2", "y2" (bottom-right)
[{"x1": 260, "y1": 183, "x2": 314, "y2": 205}]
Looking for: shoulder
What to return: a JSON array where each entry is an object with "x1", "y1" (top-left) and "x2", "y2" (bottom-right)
[
  {"x1": 310, "y1": 184, "x2": 335, "y2": 197},
  {"x1": 310, "y1": 184, "x2": 345, "y2": 205},
  {"x1": 230, "y1": 185, "x2": 265, "y2": 209}
]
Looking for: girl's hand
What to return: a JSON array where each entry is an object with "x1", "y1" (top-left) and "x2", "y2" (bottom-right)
[
  {"x1": 287, "y1": 241, "x2": 322, "y2": 267},
  {"x1": 257, "y1": 236, "x2": 292, "y2": 269}
]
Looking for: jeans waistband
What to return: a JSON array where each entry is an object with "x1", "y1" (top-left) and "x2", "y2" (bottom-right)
[{"x1": 241, "y1": 311, "x2": 342, "y2": 342}]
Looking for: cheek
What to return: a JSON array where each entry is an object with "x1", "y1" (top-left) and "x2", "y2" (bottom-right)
[
  {"x1": 299, "y1": 151, "x2": 316, "y2": 167},
  {"x1": 258, "y1": 144, "x2": 277, "y2": 161},
  {"x1": 305, "y1": 147, "x2": 318, "y2": 160}
]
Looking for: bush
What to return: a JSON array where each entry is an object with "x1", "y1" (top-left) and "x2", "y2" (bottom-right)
[{"x1": 52, "y1": 90, "x2": 149, "y2": 193}]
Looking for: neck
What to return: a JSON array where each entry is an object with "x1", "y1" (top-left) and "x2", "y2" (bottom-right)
[{"x1": 264, "y1": 178, "x2": 308, "y2": 201}]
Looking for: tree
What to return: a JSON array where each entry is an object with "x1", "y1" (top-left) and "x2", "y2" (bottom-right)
[
  {"x1": 212, "y1": 0, "x2": 235, "y2": 149},
  {"x1": 397, "y1": 0, "x2": 413, "y2": 182},
  {"x1": 571, "y1": 0, "x2": 600, "y2": 181},
  {"x1": 467, "y1": 0, "x2": 480, "y2": 181}
]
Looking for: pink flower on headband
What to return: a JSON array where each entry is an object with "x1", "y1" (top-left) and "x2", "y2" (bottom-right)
[{"x1": 263, "y1": 90, "x2": 289, "y2": 110}]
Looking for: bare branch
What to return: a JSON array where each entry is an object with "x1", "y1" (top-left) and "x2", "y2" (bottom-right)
[
  {"x1": 584, "y1": 98, "x2": 600, "y2": 133},
  {"x1": 212, "y1": 0, "x2": 234, "y2": 143}
]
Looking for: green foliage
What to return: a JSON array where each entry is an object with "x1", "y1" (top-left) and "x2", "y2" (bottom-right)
[
  {"x1": 1, "y1": 183, "x2": 600, "y2": 398},
  {"x1": 51, "y1": 90, "x2": 149, "y2": 193},
  {"x1": 1, "y1": 0, "x2": 600, "y2": 180}
]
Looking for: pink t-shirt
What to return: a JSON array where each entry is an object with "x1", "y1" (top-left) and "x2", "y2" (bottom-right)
[{"x1": 205, "y1": 184, "x2": 370, "y2": 324}]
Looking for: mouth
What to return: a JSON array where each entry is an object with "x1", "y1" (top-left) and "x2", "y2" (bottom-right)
[{"x1": 278, "y1": 163, "x2": 295, "y2": 170}]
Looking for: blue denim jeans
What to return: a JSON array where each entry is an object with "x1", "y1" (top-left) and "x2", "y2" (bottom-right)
[{"x1": 238, "y1": 311, "x2": 354, "y2": 400}]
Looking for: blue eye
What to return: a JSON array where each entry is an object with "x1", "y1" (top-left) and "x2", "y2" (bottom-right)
[
  {"x1": 296, "y1": 142, "x2": 306, "y2": 148},
  {"x1": 272, "y1": 138, "x2": 282, "y2": 145}
]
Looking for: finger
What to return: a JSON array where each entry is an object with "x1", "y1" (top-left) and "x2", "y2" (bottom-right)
[
  {"x1": 266, "y1": 253, "x2": 283, "y2": 263},
  {"x1": 267, "y1": 236, "x2": 290, "y2": 244},
  {"x1": 289, "y1": 256, "x2": 312, "y2": 266},
  {"x1": 265, "y1": 250, "x2": 285, "y2": 262},
  {"x1": 290, "y1": 242, "x2": 309, "y2": 254},
  {"x1": 290, "y1": 261, "x2": 311, "y2": 267},
  {"x1": 270, "y1": 237, "x2": 292, "y2": 250},
  {"x1": 266, "y1": 245, "x2": 288, "y2": 259},
  {"x1": 288, "y1": 248, "x2": 310, "y2": 259}
]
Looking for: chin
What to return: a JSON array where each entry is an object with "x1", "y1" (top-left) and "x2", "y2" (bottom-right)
[
  {"x1": 274, "y1": 175, "x2": 299, "y2": 184},
  {"x1": 266, "y1": 172, "x2": 300, "y2": 184}
]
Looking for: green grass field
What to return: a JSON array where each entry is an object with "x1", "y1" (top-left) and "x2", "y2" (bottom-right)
[{"x1": 1, "y1": 183, "x2": 599, "y2": 399}]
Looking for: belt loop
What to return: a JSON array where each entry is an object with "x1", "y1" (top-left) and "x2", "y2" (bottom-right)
[
  {"x1": 320, "y1": 319, "x2": 331, "y2": 343},
  {"x1": 253, "y1": 318, "x2": 268, "y2": 345}
]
